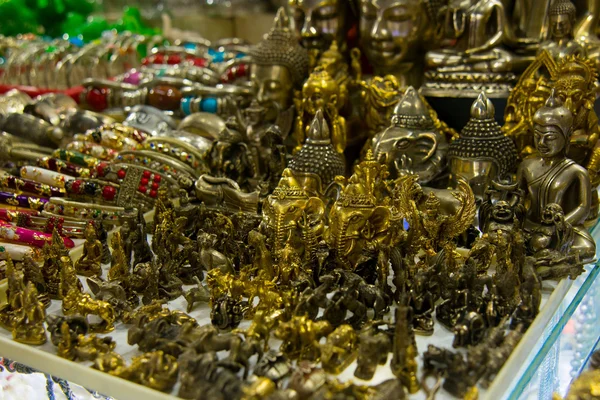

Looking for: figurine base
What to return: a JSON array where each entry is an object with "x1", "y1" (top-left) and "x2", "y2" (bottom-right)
[
  {"x1": 425, "y1": 97, "x2": 507, "y2": 131},
  {"x1": 420, "y1": 71, "x2": 517, "y2": 99}
]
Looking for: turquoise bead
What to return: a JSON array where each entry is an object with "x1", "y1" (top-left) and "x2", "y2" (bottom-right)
[{"x1": 200, "y1": 98, "x2": 218, "y2": 113}]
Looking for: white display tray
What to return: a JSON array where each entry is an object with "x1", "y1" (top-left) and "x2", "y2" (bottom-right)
[{"x1": 0, "y1": 221, "x2": 596, "y2": 400}]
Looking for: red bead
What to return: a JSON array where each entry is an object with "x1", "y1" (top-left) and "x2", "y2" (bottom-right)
[
  {"x1": 143, "y1": 170, "x2": 151, "y2": 178},
  {"x1": 71, "y1": 180, "x2": 82, "y2": 194},
  {"x1": 151, "y1": 182, "x2": 159, "y2": 190},
  {"x1": 149, "y1": 190, "x2": 158, "y2": 198},
  {"x1": 237, "y1": 63, "x2": 247, "y2": 77},
  {"x1": 85, "y1": 87, "x2": 108, "y2": 111},
  {"x1": 227, "y1": 68, "x2": 235, "y2": 81},
  {"x1": 191, "y1": 57, "x2": 207, "y2": 67},
  {"x1": 117, "y1": 169, "x2": 126, "y2": 179},
  {"x1": 167, "y1": 54, "x2": 182, "y2": 65},
  {"x1": 140, "y1": 178, "x2": 149, "y2": 186},
  {"x1": 96, "y1": 162, "x2": 108, "y2": 177},
  {"x1": 138, "y1": 185, "x2": 147, "y2": 194},
  {"x1": 153, "y1": 175, "x2": 161, "y2": 183},
  {"x1": 102, "y1": 185, "x2": 117, "y2": 201}
]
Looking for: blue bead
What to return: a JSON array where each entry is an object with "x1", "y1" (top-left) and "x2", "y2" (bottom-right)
[
  {"x1": 235, "y1": 52, "x2": 246, "y2": 59},
  {"x1": 181, "y1": 97, "x2": 193, "y2": 116},
  {"x1": 200, "y1": 98, "x2": 218, "y2": 113},
  {"x1": 208, "y1": 48, "x2": 217, "y2": 56},
  {"x1": 213, "y1": 52, "x2": 224, "y2": 63},
  {"x1": 183, "y1": 43, "x2": 196, "y2": 51}
]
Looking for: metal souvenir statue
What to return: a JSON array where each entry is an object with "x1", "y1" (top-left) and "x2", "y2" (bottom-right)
[
  {"x1": 516, "y1": 90, "x2": 596, "y2": 261},
  {"x1": 289, "y1": 109, "x2": 346, "y2": 190},
  {"x1": 289, "y1": 0, "x2": 356, "y2": 60},
  {"x1": 539, "y1": 0, "x2": 586, "y2": 60},
  {"x1": 75, "y1": 222, "x2": 103, "y2": 277},
  {"x1": 422, "y1": 0, "x2": 537, "y2": 97},
  {"x1": 373, "y1": 86, "x2": 448, "y2": 184},
  {"x1": 249, "y1": 8, "x2": 310, "y2": 126},
  {"x1": 448, "y1": 92, "x2": 517, "y2": 196},
  {"x1": 358, "y1": 0, "x2": 441, "y2": 87},
  {"x1": 294, "y1": 67, "x2": 347, "y2": 154}
]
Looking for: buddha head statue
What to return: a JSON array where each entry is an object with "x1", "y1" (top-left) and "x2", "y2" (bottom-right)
[
  {"x1": 552, "y1": 55, "x2": 598, "y2": 117},
  {"x1": 548, "y1": 0, "x2": 577, "y2": 40},
  {"x1": 249, "y1": 8, "x2": 310, "y2": 121},
  {"x1": 302, "y1": 66, "x2": 341, "y2": 115},
  {"x1": 373, "y1": 86, "x2": 446, "y2": 182},
  {"x1": 532, "y1": 90, "x2": 573, "y2": 158},
  {"x1": 359, "y1": 0, "x2": 439, "y2": 73},
  {"x1": 289, "y1": 0, "x2": 356, "y2": 53}
]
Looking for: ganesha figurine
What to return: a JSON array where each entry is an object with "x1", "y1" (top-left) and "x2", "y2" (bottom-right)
[{"x1": 373, "y1": 86, "x2": 448, "y2": 184}]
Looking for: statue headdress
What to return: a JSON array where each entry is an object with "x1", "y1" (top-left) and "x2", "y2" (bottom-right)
[
  {"x1": 289, "y1": 110, "x2": 345, "y2": 188},
  {"x1": 391, "y1": 86, "x2": 434, "y2": 129},
  {"x1": 448, "y1": 92, "x2": 517, "y2": 177},
  {"x1": 532, "y1": 89, "x2": 574, "y2": 139},
  {"x1": 549, "y1": 0, "x2": 576, "y2": 20},
  {"x1": 249, "y1": 7, "x2": 309, "y2": 88}
]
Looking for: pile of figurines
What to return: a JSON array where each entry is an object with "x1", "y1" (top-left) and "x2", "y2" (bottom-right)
[{"x1": 0, "y1": 0, "x2": 599, "y2": 399}]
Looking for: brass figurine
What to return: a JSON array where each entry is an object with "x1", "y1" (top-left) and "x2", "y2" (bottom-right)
[
  {"x1": 12, "y1": 281, "x2": 47, "y2": 345},
  {"x1": 448, "y1": 92, "x2": 518, "y2": 196},
  {"x1": 294, "y1": 67, "x2": 347, "y2": 154},
  {"x1": 75, "y1": 222, "x2": 103, "y2": 277},
  {"x1": 516, "y1": 90, "x2": 596, "y2": 261},
  {"x1": 540, "y1": 0, "x2": 586, "y2": 60},
  {"x1": 373, "y1": 86, "x2": 448, "y2": 184},
  {"x1": 289, "y1": 109, "x2": 346, "y2": 190},
  {"x1": 249, "y1": 8, "x2": 310, "y2": 125}
]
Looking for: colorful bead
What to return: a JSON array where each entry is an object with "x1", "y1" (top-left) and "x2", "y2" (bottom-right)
[
  {"x1": 148, "y1": 85, "x2": 183, "y2": 111},
  {"x1": 85, "y1": 87, "x2": 108, "y2": 111},
  {"x1": 102, "y1": 186, "x2": 116, "y2": 201},
  {"x1": 181, "y1": 97, "x2": 193, "y2": 116},
  {"x1": 149, "y1": 190, "x2": 157, "y2": 198},
  {"x1": 200, "y1": 97, "x2": 218, "y2": 113},
  {"x1": 117, "y1": 169, "x2": 126, "y2": 179},
  {"x1": 138, "y1": 185, "x2": 147, "y2": 194}
]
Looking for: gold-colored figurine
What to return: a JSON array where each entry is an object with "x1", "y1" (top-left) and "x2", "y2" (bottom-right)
[
  {"x1": 294, "y1": 66, "x2": 347, "y2": 154},
  {"x1": 59, "y1": 255, "x2": 82, "y2": 299},
  {"x1": 62, "y1": 288, "x2": 116, "y2": 333},
  {"x1": 319, "y1": 325, "x2": 358, "y2": 375},
  {"x1": 75, "y1": 222, "x2": 103, "y2": 277},
  {"x1": 12, "y1": 281, "x2": 47, "y2": 345},
  {"x1": 108, "y1": 231, "x2": 130, "y2": 282}
]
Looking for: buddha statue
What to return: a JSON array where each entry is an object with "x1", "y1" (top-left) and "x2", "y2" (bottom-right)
[
  {"x1": 289, "y1": 0, "x2": 357, "y2": 64},
  {"x1": 422, "y1": 0, "x2": 537, "y2": 97},
  {"x1": 294, "y1": 66, "x2": 347, "y2": 153},
  {"x1": 373, "y1": 87, "x2": 448, "y2": 184},
  {"x1": 539, "y1": 0, "x2": 586, "y2": 60},
  {"x1": 516, "y1": 91, "x2": 596, "y2": 261},
  {"x1": 359, "y1": 0, "x2": 441, "y2": 87},
  {"x1": 248, "y1": 8, "x2": 310, "y2": 127},
  {"x1": 289, "y1": 109, "x2": 346, "y2": 191},
  {"x1": 448, "y1": 92, "x2": 518, "y2": 196},
  {"x1": 505, "y1": 51, "x2": 600, "y2": 206}
]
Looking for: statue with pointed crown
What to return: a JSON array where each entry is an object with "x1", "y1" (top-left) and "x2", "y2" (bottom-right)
[
  {"x1": 448, "y1": 92, "x2": 518, "y2": 197},
  {"x1": 327, "y1": 150, "x2": 392, "y2": 266},
  {"x1": 504, "y1": 51, "x2": 600, "y2": 221},
  {"x1": 249, "y1": 7, "x2": 310, "y2": 130},
  {"x1": 293, "y1": 66, "x2": 347, "y2": 154},
  {"x1": 373, "y1": 86, "x2": 448, "y2": 184},
  {"x1": 517, "y1": 90, "x2": 596, "y2": 262},
  {"x1": 261, "y1": 169, "x2": 326, "y2": 258},
  {"x1": 289, "y1": 109, "x2": 346, "y2": 192}
]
